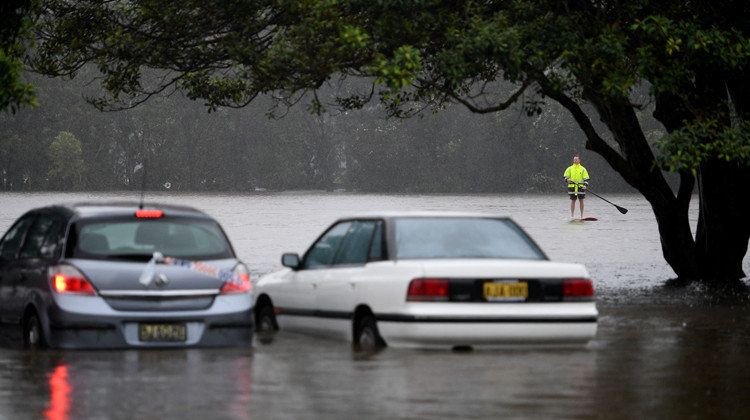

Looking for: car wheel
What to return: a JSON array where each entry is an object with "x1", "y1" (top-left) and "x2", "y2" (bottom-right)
[
  {"x1": 256, "y1": 305, "x2": 277, "y2": 334},
  {"x1": 23, "y1": 312, "x2": 47, "y2": 348},
  {"x1": 355, "y1": 315, "x2": 386, "y2": 350}
]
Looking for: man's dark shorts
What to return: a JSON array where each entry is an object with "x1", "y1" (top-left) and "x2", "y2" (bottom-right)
[{"x1": 568, "y1": 187, "x2": 586, "y2": 200}]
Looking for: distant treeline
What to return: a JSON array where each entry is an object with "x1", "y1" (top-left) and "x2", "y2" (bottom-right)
[{"x1": 1, "y1": 72, "x2": 652, "y2": 193}]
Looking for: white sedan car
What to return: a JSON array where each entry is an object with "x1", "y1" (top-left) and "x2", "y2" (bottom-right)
[{"x1": 254, "y1": 212, "x2": 597, "y2": 349}]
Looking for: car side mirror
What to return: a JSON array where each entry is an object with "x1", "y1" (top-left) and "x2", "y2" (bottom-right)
[{"x1": 281, "y1": 253, "x2": 300, "y2": 269}]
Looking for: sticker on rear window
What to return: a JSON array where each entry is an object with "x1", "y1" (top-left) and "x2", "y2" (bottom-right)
[{"x1": 138, "y1": 252, "x2": 241, "y2": 286}]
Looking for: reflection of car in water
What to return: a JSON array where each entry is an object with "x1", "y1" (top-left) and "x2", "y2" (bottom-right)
[
  {"x1": 254, "y1": 212, "x2": 598, "y2": 350},
  {"x1": 0, "y1": 202, "x2": 254, "y2": 349}
]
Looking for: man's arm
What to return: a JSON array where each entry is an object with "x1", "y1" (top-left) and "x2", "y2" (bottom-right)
[{"x1": 582, "y1": 169, "x2": 590, "y2": 189}]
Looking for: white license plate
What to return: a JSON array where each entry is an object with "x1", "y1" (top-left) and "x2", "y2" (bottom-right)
[{"x1": 139, "y1": 323, "x2": 187, "y2": 342}]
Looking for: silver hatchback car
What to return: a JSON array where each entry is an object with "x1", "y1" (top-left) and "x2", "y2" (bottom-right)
[{"x1": 0, "y1": 202, "x2": 254, "y2": 349}]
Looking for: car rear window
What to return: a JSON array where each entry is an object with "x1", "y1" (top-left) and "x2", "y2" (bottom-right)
[
  {"x1": 394, "y1": 218, "x2": 546, "y2": 260},
  {"x1": 67, "y1": 218, "x2": 234, "y2": 261}
]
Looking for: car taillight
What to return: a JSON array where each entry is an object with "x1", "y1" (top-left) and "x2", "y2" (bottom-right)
[
  {"x1": 220, "y1": 263, "x2": 253, "y2": 294},
  {"x1": 563, "y1": 278, "x2": 594, "y2": 299},
  {"x1": 135, "y1": 209, "x2": 163, "y2": 218},
  {"x1": 50, "y1": 265, "x2": 96, "y2": 295},
  {"x1": 407, "y1": 278, "x2": 449, "y2": 301}
]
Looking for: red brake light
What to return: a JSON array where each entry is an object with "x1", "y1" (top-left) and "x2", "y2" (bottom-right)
[
  {"x1": 407, "y1": 278, "x2": 449, "y2": 301},
  {"x1": 220, "y1": 265, "x2": 253, "y2": 294},
  {"x1": 51, "y1": 265, "x2": 96, "y2": 295},
  {"x1": 563, "y1": 278, "x2": 594, "y2": 298},
  {"x1": 136, "y1": 209, "x2": 163, "y2": 218}
]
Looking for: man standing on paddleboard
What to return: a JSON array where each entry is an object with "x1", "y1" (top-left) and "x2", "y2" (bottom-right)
[{"x1": 564, "y1": 155, "x2": 590, "y2": 219}]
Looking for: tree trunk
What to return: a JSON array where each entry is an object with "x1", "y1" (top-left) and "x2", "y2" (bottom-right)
[
  {"x1": 650, "y1": 200, "x2": 701, "y2": 279},
  {"x1": 641, "y1": 173, "x2": 701, "y2": 280},
  {"x1": 695, "y1": 160, "x2": 750, "y2": 282}
]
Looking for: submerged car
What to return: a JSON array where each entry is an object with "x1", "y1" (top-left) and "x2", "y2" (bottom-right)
[
  {"x1": 254, "y1": 212, "x2": 597, "y2": 349},
  {"x1": 0, "y1": 202, "x2": 254, "y2": 349}
]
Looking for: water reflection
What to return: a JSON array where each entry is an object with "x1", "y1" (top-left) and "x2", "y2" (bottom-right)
[
  {"x1": 229, "y1": 358, "x2": 253, "y2": 420},
  {"x1": 14, "y1": 348, "x2": 255, "y2": 420},
  {"x1": 44, "y1": 365, "x2": 70, "y2": 420}
]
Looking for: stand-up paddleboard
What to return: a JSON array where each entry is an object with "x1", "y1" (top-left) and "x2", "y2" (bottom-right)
[{"x1": 570, "y1": 217, "x2": 598, "y2": 222}]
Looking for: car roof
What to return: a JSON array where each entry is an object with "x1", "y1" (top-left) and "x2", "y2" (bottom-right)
[
  {"x1": 335, "y1": 211, "x2": 512, "y2": 221},
  {"x1": 33, "y1": 202, "x2": 210, "y2": 220}
]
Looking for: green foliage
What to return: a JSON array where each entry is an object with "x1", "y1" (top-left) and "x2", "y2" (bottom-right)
[
  {"x1": 368, "y1": 45, "x2": 421, "y2": 90},
  {"x1": 0, "y1": 50, "x2": 38, "y2": 113},
  {"x1": 658, "y1": 120, "x2": 750, "y2": 175},
  {"x1": 628, "y1": 13, "x2": 750, "y2": 171},
  {"x1": 0, "y1": 0, "x2": 39, "y2": 113}
]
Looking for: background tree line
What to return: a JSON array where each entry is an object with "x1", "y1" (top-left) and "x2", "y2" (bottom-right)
[{"x1": 1, "y1": 70, "x2": 641, "y2": 194}]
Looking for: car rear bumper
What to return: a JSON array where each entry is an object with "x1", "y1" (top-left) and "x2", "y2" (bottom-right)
[
  {"x1": 47, "y1": 313, "x2": 254, "y2": 349},
  {"x1": 377, "y1": 319, "x2": 597, "y2": 348},
  {"x1": 375, "y1": 302, "x2": 598, "y2": 348},
  {"x1": 44, "y1": 294, "x2": 254, "y2": 349}
]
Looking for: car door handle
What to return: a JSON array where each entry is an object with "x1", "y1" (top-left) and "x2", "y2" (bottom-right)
[{"x1": 311, "y1": 283, "x2": 317, "y2": 289}]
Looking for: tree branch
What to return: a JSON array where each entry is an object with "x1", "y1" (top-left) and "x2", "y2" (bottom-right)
[{"x1": 416, "y1": 77, "x2": 532, "y2": 114}]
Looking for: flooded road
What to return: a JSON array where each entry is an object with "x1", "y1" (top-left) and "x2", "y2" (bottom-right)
[{"x1": 1, "y1": 192, "x2": 749, "y2": 419}]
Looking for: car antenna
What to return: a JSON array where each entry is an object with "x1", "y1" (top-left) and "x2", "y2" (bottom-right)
[{"x1": 137, "y1": 160, "x2": 147, "y2": 210}]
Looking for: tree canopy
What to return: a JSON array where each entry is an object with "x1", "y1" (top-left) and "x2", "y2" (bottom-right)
[
  {"x1": 21, "y1": 0, "x2": 750, "y2": 284},
  {"x1": 0, "y1": 0, "x2": 39, "y2": 113}
]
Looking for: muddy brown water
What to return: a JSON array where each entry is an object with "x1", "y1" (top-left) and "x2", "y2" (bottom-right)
[{"x1": 1, "y1": 192, "x2": 748, "y2": 419}]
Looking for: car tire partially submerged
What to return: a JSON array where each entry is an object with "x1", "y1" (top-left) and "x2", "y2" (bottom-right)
[
  {"x1": 23, "y1": 311, "x2": 46, "y2": 348},
  {"x1": 256, "y1": 305, "x2": 278, "y2": 334},
  {"x1": 354, "y1": 315, "x2": 386, "y2": 350}
]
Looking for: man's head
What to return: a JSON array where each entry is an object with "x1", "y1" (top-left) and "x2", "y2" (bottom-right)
[{"x1": 573, "y1": 155, "x2": 581, "y2": 165}]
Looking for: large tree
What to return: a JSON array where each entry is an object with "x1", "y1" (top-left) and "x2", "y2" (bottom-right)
[{"x1": 30, "y1": 0, "x2": 749, "y2": 285}]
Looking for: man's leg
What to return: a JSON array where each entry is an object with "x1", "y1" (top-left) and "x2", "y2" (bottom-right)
[
  {"x1": 579, "y1": 198, "x2": 584, "y2": 218},
  {"x1": 570, "y1": 198, "x2": 576, "y2": 218}
]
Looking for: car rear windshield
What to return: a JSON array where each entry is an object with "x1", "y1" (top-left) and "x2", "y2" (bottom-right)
[
  {"x1": 394, "y1": 218, "x2": 546, "y2": 260},
  {"x1": 66, "y1": 217, "x2": 234, "y2": 261}
]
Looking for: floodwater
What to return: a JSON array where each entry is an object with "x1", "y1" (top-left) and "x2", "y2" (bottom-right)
[{"x1": 1, "y1": 192, "x2": 749, "y2": 420}]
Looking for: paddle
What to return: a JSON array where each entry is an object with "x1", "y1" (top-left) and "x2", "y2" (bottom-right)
[{"x1": 572, "y1": 183, "x2": 628, "y2": 214}]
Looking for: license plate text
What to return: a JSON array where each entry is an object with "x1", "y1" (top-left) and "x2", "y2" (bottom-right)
[{"x1": 483, "y1": 282, "x2": 528, "y2": 301}]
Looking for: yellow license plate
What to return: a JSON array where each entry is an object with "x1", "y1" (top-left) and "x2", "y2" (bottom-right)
[
  {"x1": 483, "y1": 282, "x2": 528, "y2": 301},
  {"x1": 139, "y1": 324, "x2": 187, "y2": 342}
]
